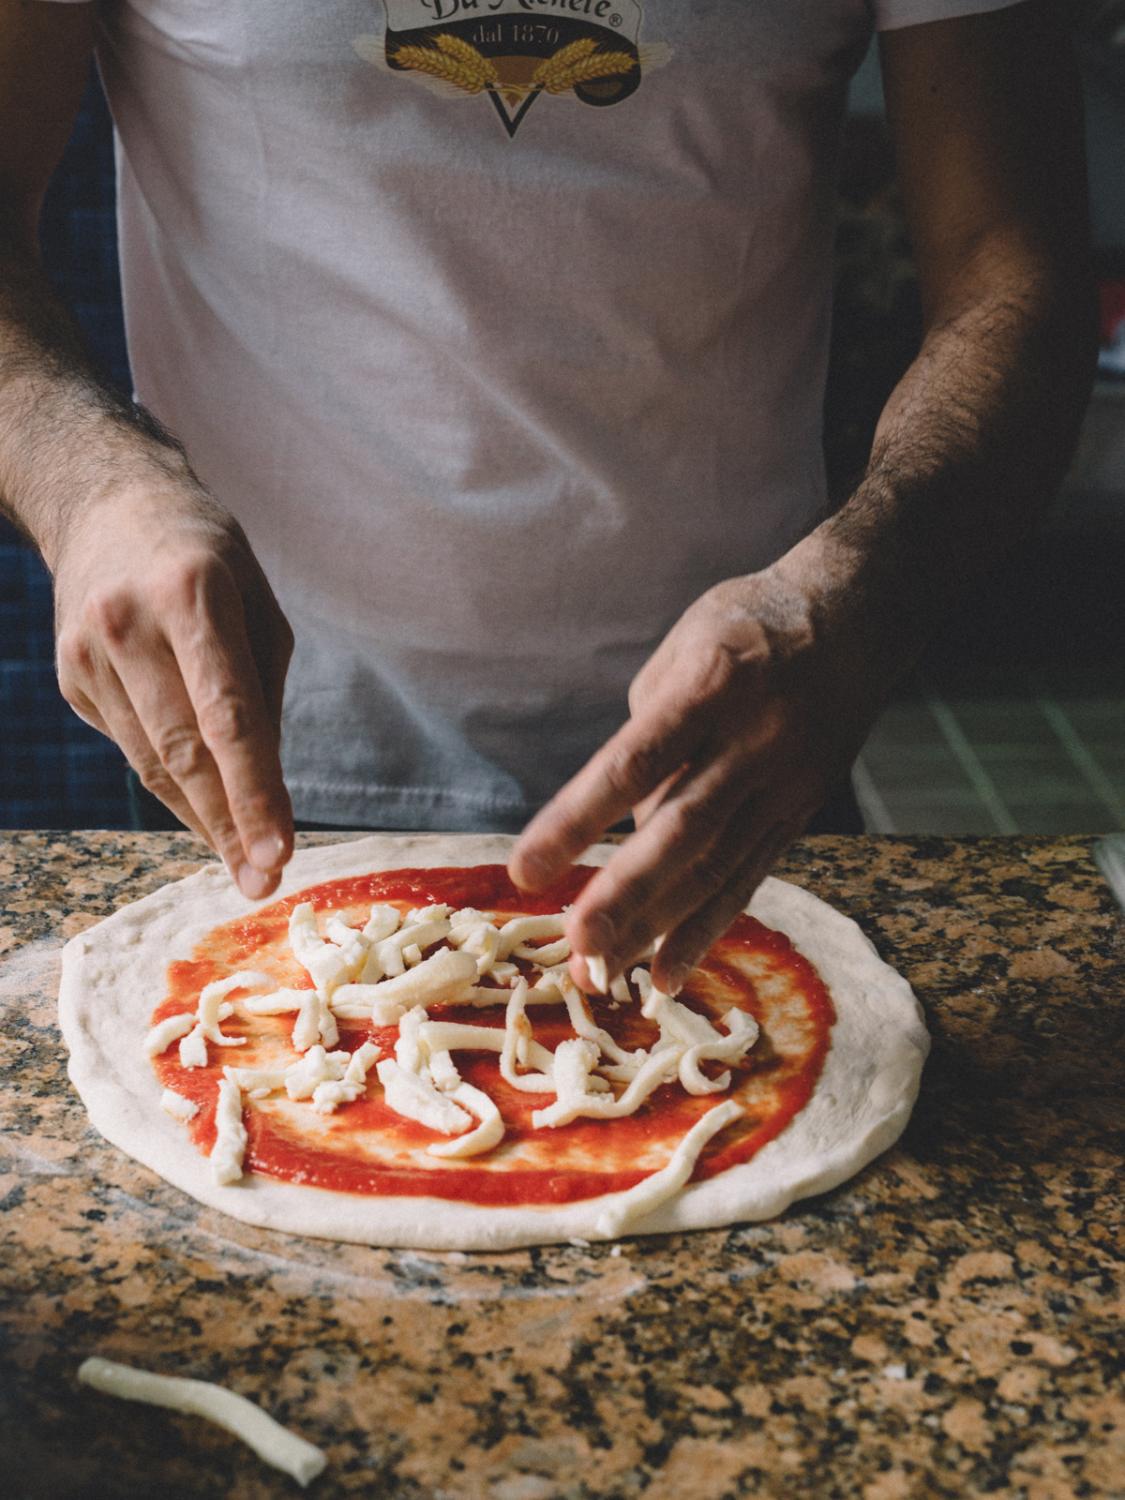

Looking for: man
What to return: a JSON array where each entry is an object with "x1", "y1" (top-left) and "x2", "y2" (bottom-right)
[{"x1": 0, "y1": 0, "x2": 1094, "y2": 994}]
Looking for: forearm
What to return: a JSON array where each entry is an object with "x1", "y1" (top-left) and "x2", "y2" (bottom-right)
[
  {"x1": 782, "y1": 237, "x2": 1098, "y2": 682},
  {"x1": 0, "y1": 212, "x2": 192, "y2": 570}
]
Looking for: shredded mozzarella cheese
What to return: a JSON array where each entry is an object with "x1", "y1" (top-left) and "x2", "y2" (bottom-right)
[
  {"x1": 174, "y1": 889, "x2": 760, "y2": 1235},
  {"x1": 284, "y1": 1045, "x2": 351, "y2": 1100},
  {"x1": 375, "y1": 1058, "x2": 473, "y2": 1135},
  {"x1": 211, "y1": 1077, "x2": 247, "y2": 1184},
  {"x1": 594, "y1": 1099, "x2": 744, "y2": 1237},
  {"x1": 357, "y1": 947, "x2": 477, "y2": 1013},
  {"x1": 311, "y1": 1040, "x2": 381, "y2": 1114},
  {"x1": 178, "y1": 1024, "x2": 209, "y2": 1070},
  {"x1": 160, "y1": 1087, "x2": 199, "y2": 1121},
  {"x1": 145, "y1": 1012, "x2": 195, "y2": 1057},
  {"x1": 76, "y1": 1357, "x2": 327, "y2": 1488},
  {"x1": 427, "y1": 1081, "x2": 504, "y2": 1159}
]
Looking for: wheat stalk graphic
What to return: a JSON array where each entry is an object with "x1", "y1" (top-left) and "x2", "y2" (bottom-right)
[
  {"x1": 531, "y1": 37, "x2": 637, "y2": 95},
  {"x1": 393, "y1": 33, "x2": 500, "y2": 95}
]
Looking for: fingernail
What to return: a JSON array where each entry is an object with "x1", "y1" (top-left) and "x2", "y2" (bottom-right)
[
  {"x1": 248, "y1": 834, "x2": 286, "y2": 872},
  {"x1": 663, "y1": 963, "x2": 689, "y2": 996},
  {"x1": 237, "y1": 862, "x2": 275, "y2": 900}
]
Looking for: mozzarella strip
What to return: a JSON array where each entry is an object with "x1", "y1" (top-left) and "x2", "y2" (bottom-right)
[
  {"x1": 329, "y1": 984, "x2": 404, "y2": 1024},
  {"x1": 284, "y1": 1046, "x2": 350, "y2": 1101},
  {"x1": 358, "y1": 948, "x2": 477, "y2": 1012},
  {"x1": 145, "y1": 1012, "x2": 195, "y2": 1056},
  {"x1": 241, "y1": 988, "x2": 310, "y2": 1015},
  {"x1": 419, "y1": 1020, "x2": 505, "y2": 1055},
  {"x1": 374, "y1": 916, "x2": 451, "y2": 979},
  {"x1": 160, "y1": 1087, "x2": 199, "y2": 1121},
  {"x1": 512, "y1": 937, "x2": 571, "y2": 966},
  {"x1": 561, "y1": 978, "x2": 646, "y2": 1074},
  {"x1": 678, "y1": 1008, "x2": 759, "y2": 1095},
  {"x1": 178, "y1": 1024, "x2": 209, "y2": 1069},
  {"x1": 533, "y1": 1041, "x2": 680, "y2": 1128},
  {"x1": 288, "y1": 904, "x2": 352, "y2": 996},
  {"x1": 311, "y1": 1040, "x2": 381, "y2": 1114},
  {"x1": 427, "y1": 1082, "x2": 504, "y2": 1159},
  {"x1": 594, "y1": 1099, "x2": 744, "y2": 1237},
  {"x1": 76, "y1": 1357, "x2": 326, "y2": 1488},
  {"x1": 499, "y1": 982, "x2": 555, "y2": 1093},
  {"x1": 197, "y1": 972, "x2": 272, "y2": 1042},
  {"x1": 211, "y1": 1077, "x2": 247, "y2": 1184},
  {"x1": 223, "y1": 1065, "x2": 289, "y2": 1099},
  {"x1": 496, "y1": 914, "x2": 567, "y2": 960},
  {"x1": 292, "y1": 989, "x2": 338, "y2": 1053},
  {"x1": 362, "y1": 903, "x2": 402, "y2": 945},
  {"x1": 375, "y1": 1059, "x2": 472, "y2": 1135}
]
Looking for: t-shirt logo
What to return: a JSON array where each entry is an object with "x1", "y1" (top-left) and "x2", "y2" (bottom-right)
[{"x1": 358, "y1": 0, "x2": 657, "y2": 138}]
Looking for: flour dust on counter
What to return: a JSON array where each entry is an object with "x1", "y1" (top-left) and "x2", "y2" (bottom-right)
[{"x1": 58, "y1": 834, "x2": 929, "y2": 1249}]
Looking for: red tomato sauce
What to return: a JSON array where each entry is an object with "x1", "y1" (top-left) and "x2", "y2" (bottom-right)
[{"x1": 150, "y1": 865, "x2": 835, "y2": 1206}]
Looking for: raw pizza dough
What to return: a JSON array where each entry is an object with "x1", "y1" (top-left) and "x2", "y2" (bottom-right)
[{"x1": 59, "y1": 834, "x2": 929, "y2": 1250}]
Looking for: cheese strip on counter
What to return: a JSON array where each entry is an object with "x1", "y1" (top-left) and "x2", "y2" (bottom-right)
[
  {"x1": 594, "y1": 1098, "x2": 744, "y2": 1238},
  {"x1": 77, "y1": 1357, "x2": 327, "y2": 1488}
]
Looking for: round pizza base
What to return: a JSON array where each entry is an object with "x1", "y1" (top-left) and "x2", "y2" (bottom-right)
[{"x1": 59, "y1": 834, "x2": 929, "y2": 1250}]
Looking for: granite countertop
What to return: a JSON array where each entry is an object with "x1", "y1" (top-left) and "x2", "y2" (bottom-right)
[{"x1": 1, "y1": 831, "x2": 1122, "y2": 1499}]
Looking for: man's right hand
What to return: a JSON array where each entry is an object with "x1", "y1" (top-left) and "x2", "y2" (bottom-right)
[
  {"x1": 53, "y1": 478, "x2": 295, "y2": 899},
  {"x1": 0, "y1": 1, "x2": 293, "y2": 897}
]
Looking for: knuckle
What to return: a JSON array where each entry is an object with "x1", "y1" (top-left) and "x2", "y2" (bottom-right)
[
  {"x1": 604, "y1": 740, "x2": 661, "y2": 804},
  {"x1": 136, "y1": 761, "x2": 176, "y2": 799},
  {"x1": 86, "y1": 589, "x2": 137, "y2": 646},
  {"x1": 155, "y1": 551, "x2": 224, "y2": 614},
  {"x1": 153, "y1": 723, "x2": 208, "y2": 781},
  {"x1": 55, "y1": 629, "x2": 95, "y2": 687},
  {"x1": 689, "y1": 642, "x2": 738, "y2": 706},
  {"x1": 195, "y1": 689, "x2": 253, "y2": 748}
]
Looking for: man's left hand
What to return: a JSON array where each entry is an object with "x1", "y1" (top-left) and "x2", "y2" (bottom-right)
[{"x1": 508, "y1": 552, "x2": 887, "y2": 995}]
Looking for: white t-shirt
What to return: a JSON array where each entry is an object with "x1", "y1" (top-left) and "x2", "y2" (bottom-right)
[{"x1": 54, "y1": 0, "x2": 1025, "y2": 829}]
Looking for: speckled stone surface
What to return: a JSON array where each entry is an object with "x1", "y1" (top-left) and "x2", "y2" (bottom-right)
[{"x1": 1, "y1": 832, "x2": 1122, "y2": 1499}]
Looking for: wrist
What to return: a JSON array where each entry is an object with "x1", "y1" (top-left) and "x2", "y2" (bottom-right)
[
  {"x1": 43, "y1": 431, "x2": 208, "y2": 577},
  {"x1": 769, "y1": 502, "x2": 923, "y2": 690}
]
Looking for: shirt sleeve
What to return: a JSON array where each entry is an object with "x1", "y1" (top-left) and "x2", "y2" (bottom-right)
[{"x1": 873, "y1": 0, "x2": 1029, "y2": 31}]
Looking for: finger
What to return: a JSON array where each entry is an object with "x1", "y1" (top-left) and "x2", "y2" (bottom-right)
[
  {"x1": 107, "y1": 628, "x2": 281, "y2": 897},
  {"x1": 509, "y1": 700, "x2": 709, "y2": 892},
  {"x1": 652, "y1": 818, "x2": 802, "y2": 995},
  {"x1": 241, "y1": 564, "x2": 295, "y2": 728},
  {"x1": 564, "y1": 748, "x2": 752, "y2": 980},
  {"x1": 72, "y1": 654, "x2": 215, "y2": 845},
  {"x1": 168, "y1": 565, "x2": 294, "y2": 875}
]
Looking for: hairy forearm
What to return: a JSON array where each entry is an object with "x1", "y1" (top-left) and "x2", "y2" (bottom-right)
[
  {"x1": 0, "y1": 213, "x2": 191, "y2": 570},
  {"x1": 782, "y1": 236, "x2": 1098, "y2": 680}
]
